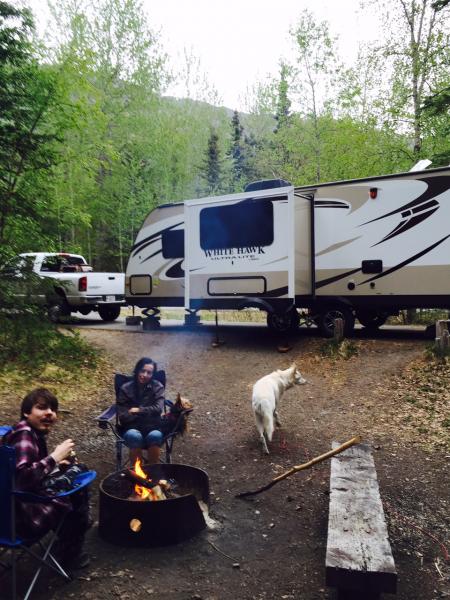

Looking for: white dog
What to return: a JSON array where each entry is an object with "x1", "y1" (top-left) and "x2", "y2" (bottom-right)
[{"x1": 252, "y1": 363, "x2": 306, "y2": 454}]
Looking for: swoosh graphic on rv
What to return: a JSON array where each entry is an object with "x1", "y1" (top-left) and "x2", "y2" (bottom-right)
[
  {"x1": 316, "y1": 237, "x2": 361, "y2": 257},
  {"x1": 372, "y1": 204, "x2": 439, "y2": 246},
  {"x1": 359, "y1": 234, "x2": 450, "y2": 285},
  {"x1": 360, "y1": 176, "x2": 450, "y2": 226},
  {"x1": 315, "y1": 267, "x2": 362, "y2": 289},
  {"x1": 131, "y1": 221, "x2": 184, "y2": 257},
  {"x1": 165, "y1": 260, "x2": 184, "y2": 279}
]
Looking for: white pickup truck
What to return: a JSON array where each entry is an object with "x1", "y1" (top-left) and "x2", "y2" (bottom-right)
[{"x1": 16, "y1": 252, "x2": 126, "y2": 321}]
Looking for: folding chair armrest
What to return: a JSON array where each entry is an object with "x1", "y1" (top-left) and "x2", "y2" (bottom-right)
[
  {"x1": 14, "y1": 470, "x2": 97, "y2": 503},
  {"x1": 97, "y1": 404, "x2": 117, "y2": 428},
  {"x1": 0, "y1": 425, "x2": 12, "y2": 438}
]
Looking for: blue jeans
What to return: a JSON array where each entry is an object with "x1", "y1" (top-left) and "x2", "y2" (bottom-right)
[{"x1": 123, "y1": 429, "x2": 163, "y2": 448}]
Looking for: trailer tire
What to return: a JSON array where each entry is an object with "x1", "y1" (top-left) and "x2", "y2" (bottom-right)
[
  {"x1": 98, "y1": 305, "x2": 121, "y2": 322},
  {"x1": 356, "y1": 310, "x2": 388, "y2": 329},
  {"x1": 267, "y1": 308, "x2": 300, "y2": 333},
  {"x1": 48, "y1": 301, "x2": 71, "y2": 323},
  {"x1": 317, "y1": 306, "x2": 354, "y2": 338}
]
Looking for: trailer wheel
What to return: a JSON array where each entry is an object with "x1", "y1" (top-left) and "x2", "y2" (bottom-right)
[
  {"x1": 47, "y1": 301, "x2": 71, "y2": 323},
  {"x1": 98, "y1": 305, "x2": 121, "y2": 322},
  {"x1": 267, "y1": 309, "x2": 300, "y2": 333},
  {"x1": 356, "y1": 310, "x2": 388, "y2": 329},
  {"x1": 317, "y1": 306, "x2": 354, "y2": 338}
]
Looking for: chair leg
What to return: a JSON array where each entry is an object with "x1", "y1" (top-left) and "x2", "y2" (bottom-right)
[
  {"x1": 22, "y1": 521, "x2": 70, "y2": 600},
  {"x1": 116, "y1": 440, "x2": 123, "y2": 471},
  {"x1": 11, "y1": 549, "x2": 16, "y2": 600}
]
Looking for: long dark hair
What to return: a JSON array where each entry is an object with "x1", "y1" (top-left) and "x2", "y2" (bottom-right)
[{"x1": 132, "y1": 357, "x2": 157, "y2": 401}]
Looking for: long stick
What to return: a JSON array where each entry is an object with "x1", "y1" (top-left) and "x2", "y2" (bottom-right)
[{"x1": 236, "y1": 435, "x2": 361, "y2": 498}]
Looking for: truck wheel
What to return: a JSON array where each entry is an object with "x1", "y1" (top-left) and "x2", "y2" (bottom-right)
[
  {"x1": 317, "y1": 306, "x2": 354, "y2": 338},
  {"x1": 267, "y1": 308, "x2": 300, "y2": 333},
  {"x1": 48, "y1": 302, "x2": 71, "y2": 323},
  {"x1": 98, "y1": 305, "x2": 121, "y2": 322},
  {"x1": 356, "y1": 310, "x2": 388, "y2": 329}
]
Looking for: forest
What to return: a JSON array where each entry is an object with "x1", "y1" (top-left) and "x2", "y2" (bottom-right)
[{"x1": 1, "y1": 0, "x2": 448, "y2": 273}]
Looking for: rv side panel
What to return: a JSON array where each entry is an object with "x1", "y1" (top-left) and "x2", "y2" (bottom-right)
[{"x1": 125, "y1": 204, "x2": 185, "y2": 307}]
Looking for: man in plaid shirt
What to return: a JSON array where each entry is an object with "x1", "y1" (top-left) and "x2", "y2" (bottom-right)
[{"x1": 5, "y1": 388, "x2": 91, "y2": 569}]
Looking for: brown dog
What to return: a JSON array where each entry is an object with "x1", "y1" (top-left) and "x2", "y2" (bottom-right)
[{"x1": 167, "y1": 393, "x2": 193, "y2": 434}]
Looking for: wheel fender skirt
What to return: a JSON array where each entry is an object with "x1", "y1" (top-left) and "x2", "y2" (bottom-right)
[
  {"x1": 237, "y1": 298, "x2": 296, "y2": 314},
  {"x1": 236, "y1": 298, "x2": 276, "y2": 313}
]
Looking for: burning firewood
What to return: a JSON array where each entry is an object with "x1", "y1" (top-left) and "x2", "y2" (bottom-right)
[
  {"x1": 236, "y1": 435, "x2": 362, "y2": 498},
  {"x1": 126, "y1": 458, "x2": 170, "y2": 501},
  {"x1": 124, "y1": 469, "x2": 160, "y2": 490}
]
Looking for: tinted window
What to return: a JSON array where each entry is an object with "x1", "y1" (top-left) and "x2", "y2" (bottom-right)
[
  {"x1": 200, "y1": 199, "x2": 274, "y2": 250},
  {"x1": 162, "y1": 229, "x2": 185, "y2": 259}
]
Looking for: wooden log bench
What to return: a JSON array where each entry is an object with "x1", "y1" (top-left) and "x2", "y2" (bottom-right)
[{"x1": 326, "y1": 442, "x2": 397, "y2": 599}]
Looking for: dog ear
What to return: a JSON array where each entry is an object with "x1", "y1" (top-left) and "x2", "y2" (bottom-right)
[{"x1": 175, "y1": 392, "x2": 182, "y2": 406}]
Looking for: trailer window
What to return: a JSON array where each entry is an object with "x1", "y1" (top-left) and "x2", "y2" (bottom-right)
[
  {"x1": 200, "y1": 199, "x2": 274, "y2": 250},
  {"x1": 162, "y1": 229, "x2": 185, "y2": 259}
]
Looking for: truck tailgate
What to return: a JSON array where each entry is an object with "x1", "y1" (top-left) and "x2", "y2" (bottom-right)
[{"x1": 85, "y1": 273, "x2": 125, "y2": 296}]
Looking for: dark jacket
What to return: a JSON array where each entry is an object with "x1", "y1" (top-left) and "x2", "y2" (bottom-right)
[{"x1": 117, "y1": 379, "x2": 165, "y2": 434}]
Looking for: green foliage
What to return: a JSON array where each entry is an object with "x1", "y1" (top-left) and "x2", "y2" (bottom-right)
[
  {"x1": 0, "y1": 2, "x2": 64, "y2": 250},
  {"x1": 200, "y1": 128, "x2": 224, "y2": 195},
  {"x1": 320, "y1": 338, "x2": 358, "y2": 360},
  {"x1": 0, "y1": 257, "x2": 97, "y2": 370},
  {"x1": 424, "y1": 342, "x2": 450, "y2": 362}
]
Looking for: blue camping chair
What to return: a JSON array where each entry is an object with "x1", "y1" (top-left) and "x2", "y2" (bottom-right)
[
  {"x1": 0, "y1": 441, "x2": 96, "y2": 600},
  {"x1": 96, "y1": 370, "x2": 192, "y2": 470}
]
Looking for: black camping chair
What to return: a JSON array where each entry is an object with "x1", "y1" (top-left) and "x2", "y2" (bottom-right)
[{"x1": 96, "y1": 370, "x2": 192, "y2": 470}]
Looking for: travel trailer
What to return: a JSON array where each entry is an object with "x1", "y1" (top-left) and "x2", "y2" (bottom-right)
[{"x1": 125, "y1": 165, "x2": 450, "y2": 336}]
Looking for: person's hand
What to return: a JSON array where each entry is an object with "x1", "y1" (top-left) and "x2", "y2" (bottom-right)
[
  {"x1": 129, "y1": 407, "x2": 141, "y2": 414},
  {"x1": 50, "y1": 439, "x2": 75, "y2": 464}
]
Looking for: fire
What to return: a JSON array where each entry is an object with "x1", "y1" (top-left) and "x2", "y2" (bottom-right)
[
  {"x1": 131, "y1": 458, "x2": 167, "y2": 501},
  {"x1": 133, "y1": 458, "x2": 153, "y2": 500}
]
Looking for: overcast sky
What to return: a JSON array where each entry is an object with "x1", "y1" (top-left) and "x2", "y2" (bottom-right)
[
  {"x1": 28, "y1": 0, "x2": 380, "y2": 111},
  {"x1": 143, "y1": 0, "x2": 378, "y2": 109}
]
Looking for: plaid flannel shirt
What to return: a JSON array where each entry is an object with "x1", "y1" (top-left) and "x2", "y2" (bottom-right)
[{"x1": 6, "y1": 421, "x2": 70, "y2": 538}]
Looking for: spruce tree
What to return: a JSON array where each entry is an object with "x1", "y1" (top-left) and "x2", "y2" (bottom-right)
[{"x1": 201, "y1": 129, "x2": 223, "y2": 195}]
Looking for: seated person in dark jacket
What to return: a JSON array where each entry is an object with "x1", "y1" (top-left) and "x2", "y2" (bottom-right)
[
  {"x1": 117, "y1": 357, "x2": 165, "y2": 464},
  {"x1": 5, "y1": 388, "x2": 91, "y2": 569}
]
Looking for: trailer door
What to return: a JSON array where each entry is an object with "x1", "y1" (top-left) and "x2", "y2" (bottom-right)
[{"x1": 185, "y1": 187, "x2": 295, "y2": 310}]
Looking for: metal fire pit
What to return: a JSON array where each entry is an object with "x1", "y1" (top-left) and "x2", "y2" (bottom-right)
[{"x1": 98, "y1": 463, "x2": 209, "y2": 547}]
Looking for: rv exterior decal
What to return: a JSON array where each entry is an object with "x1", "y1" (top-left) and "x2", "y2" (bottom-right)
[
  {"x1": 359, "y1": 234, "x2": 450, "y2": 286},
  {"x1": 166, "y1": 260, "x2": 184, "y2": 278},
  {"x1": 315, "y1": 268, "x2": 362, "y2": 289},
  {"x1": 361, "y1": 175, "x2": 449, "y2": 225},
  {"x1": 203, "y1": 246, "x2": 266, "y2": 258},
  {"x1": 131, "y1": 221, "x2": 184, "y2": 257}
]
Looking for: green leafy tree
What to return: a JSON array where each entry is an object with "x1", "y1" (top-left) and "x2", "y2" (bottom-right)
[
  {"x1": 289, "y1": 10, "x2": 340, "y2": 182},
  {"x1": 364, "y1": 0, "x2": 450, "y2": 159},
  {"x1": 0, "y1": 2, "x2": 63, "y2": 256}
]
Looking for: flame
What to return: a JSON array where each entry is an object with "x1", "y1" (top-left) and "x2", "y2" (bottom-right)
[
  {"x1": 133, "y1": 458, "x2": 154, "y2": 500},
  {"x1": 131, "y1": 458, "x2": 167, "y2": 501}
]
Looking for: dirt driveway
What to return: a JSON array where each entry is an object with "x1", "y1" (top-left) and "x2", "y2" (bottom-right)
[{"x1": 2, "y1": 324, "x2": 449, "y2": 600}]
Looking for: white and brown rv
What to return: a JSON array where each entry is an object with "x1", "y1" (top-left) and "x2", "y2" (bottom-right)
[{"x1": 125, "y1": 165, "x2": 450, "y2": 336}]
